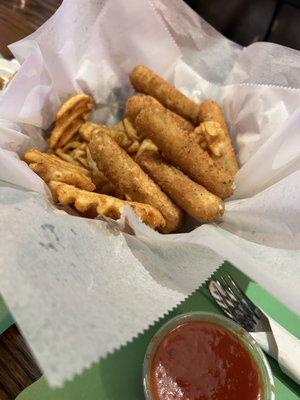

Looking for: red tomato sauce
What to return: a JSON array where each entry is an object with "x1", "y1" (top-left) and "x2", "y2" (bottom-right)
[{"x1": 150, "y1": 321, "x2": 263, "y2": 400}]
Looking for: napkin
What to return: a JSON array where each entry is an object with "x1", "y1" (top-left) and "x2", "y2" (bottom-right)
[{"x1": 251, "y1": 315, "x2": 300, "y2": 385}]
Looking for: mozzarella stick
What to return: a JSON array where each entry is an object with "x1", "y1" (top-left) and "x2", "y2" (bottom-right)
[
  {"x1": 89, "y1": 132, "x2": 183, "y2": 233},
  {"x1": 135, "y1": 106, "x2": 235, "y2": 199},
  {"x1": 125, "y1": 95, "x2": 194, "y2": 132},
  {"x1": 130, "y1": 65, "x2": 200, "y2": 125},
  {"x1": 198, "y1": 100, "x2": 239, "y2": 176},
  {"x1": 136, "y1": 141, "x2": 224, "y2": 222}
]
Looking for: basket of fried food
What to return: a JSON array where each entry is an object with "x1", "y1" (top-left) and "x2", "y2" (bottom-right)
[{"x1": 24, "y1": 65, "x2": 239, "y2": 234}]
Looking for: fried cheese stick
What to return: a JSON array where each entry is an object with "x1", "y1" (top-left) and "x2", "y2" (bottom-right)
[
  {"x1": 136, "y1": 141, "x2": 225, "y2": 222},
  {"x1": 89, "y1": 132, "x2": 183, "y2": 233},
  {"x1": 125, "y1": 95, "x2": 194, "y2": 132},
  {"x1": 198, "y1": 100, "x2": 239, "y2": 176},
  {"x1": 135, "y1": 106, "x2": 235, "y2": 199},
  {"x1": 130, "y1": 65, "x2": 200, "y2": 125}
]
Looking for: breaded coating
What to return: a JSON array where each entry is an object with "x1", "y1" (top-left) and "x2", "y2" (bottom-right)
[
  {"x1": 130, "y1": 65, "x2": 200, "y2": 125},
  {"x1": 136, "y1": 140, "x2": 224, "y2": 222},
  {"x1": 79, "y1": 121, "x2": 141, "y2": 153},
  {"x1": 79, "y1": 121, "x2": 100, "y2": 141},
  {"x1": 89, "y1": 132, "x2": 183, "y2": 233},
  {"x1": 86, "y1": 147, "x2": 115, "y2": 195},
  {"x1": 24, "y1": 148, "x2": 95, "y2": 191},
  {"x1": 49, "y1": 181, "x2": 166, "y2": 231},
  {"x1": 198, "y1": 100, "x2": 239, "y2": 176},
  {"x1": 125, "y1": 95, "x2": 194, "y2": 132},
  {"x1": 135, "y1": 106, "x2": 235, "y2": 199}
]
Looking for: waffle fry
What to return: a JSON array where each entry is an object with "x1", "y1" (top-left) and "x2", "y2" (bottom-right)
[
  {"x1": 111, "y1": 120, "x2": 125, "y2": 132},
  {"x1": 136, "y1": 140, "x2": 224, "y2": 222},
  {"x1": 122, "y1": 118, "x2": 141, "y2": 152},
  {"x1": 49, "y1": 94, "x2": 93, "y2": 149},
  {"x1": 130, "y1": 65, "x2": 200, "y2": 125},
  {"x1": 135, "y1": 105, "x2": 235, "y2": 200},
  {"x1": 79, "y1": 122, "x2": 100, "y2": 141},
  {"x1": 49, "y1": 181, "x2": 166, "y2": 231},
  {"x1": 198, "y1": 100, "x2": 239, "y2": 176},
  {"x1": 111, "y1": 119, "x2": 140, "y2": 152},
  {"x1": 56, "y1": 141, "x2": 89, "y2": 168},
  {"x1": 24, "y1": 148, "x2": 95, "y2": 191},
  {"x1": 191, "y1": 121, "x2": 226, "y2": 157},
  {"x1": 125, "y1": 95, "x2": 194, "y2": 133},
  {"x1": 55, "y1": 148, "x2": 81, "y2": 166},
  {"x1": 89, "y1": 132, "x2": 183, "y2": 233},
  {"x1": 96, "y1": 123, "x2": 133, "y2": 150}
]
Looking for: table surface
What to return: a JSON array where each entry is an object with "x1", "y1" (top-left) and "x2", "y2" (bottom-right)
[
  {"x1": 0, "y1": 326, "x2": 41, "y2": 400},
  {"x1": 0, "y1": 0, "x2": 63, "y2": 59},
  {"x1": 1, "y1": 1, "x2": 300, "y2": 399}
]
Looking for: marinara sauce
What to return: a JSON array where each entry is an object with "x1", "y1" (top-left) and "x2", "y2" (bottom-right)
[{"x1": 150, "y1": 321, "x2": 263, "y2": 400}]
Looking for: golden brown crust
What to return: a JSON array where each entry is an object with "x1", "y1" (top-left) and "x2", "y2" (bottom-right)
[
  {"x1": 191, "y1": 121, "x2": 225, "y2": 157},
  {"x1": 24, "y1": 148, "x2": 95, "y2": 191},
  {"x1": 56, "y1": 94, "x2": 91, "y2": 119},
  {"x1": 135, "y1": 106, "x2": 235, "y2": 200},
  {"x1": 136, "y1": 141, "x2": 224, "y2": 222},
  {"x1": 49, "y1": 94, "x2": 93, "y2": 149},
  {"x1": 198, "y1": 100, "x2": 239, "y2": 176},
  {"x1": 79, "y1": 121, "x2": 141, "y2": 153},
  {"x1": 89, "y1": 132, "x2": 183, "y2": 233},
  {"x1": 79, "y1": 121, "x2": 100, "y2": 141},
  {"x1": 130, "y1": 65, "x2": 200, "y2": 125},
  {"x1": 55, "y1": 141, "x2": 88, "y2": 168},
  {"x1": 125, "y1": 95, "x2": 194, "y2": 132},
  {"x1": 55, "y1": 148, "x2": 82, "y2": 166},
  {"x1": 85, "y1": 147, "x2": 115, "y2": 195},
  {"x1": 49, "y1": 181, "x2": 166, "y2": 231}
]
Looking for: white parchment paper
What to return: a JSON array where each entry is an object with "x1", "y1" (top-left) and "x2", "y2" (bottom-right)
[{"x1": 0, "y1": 0, "x2": 299, "y2": 387}]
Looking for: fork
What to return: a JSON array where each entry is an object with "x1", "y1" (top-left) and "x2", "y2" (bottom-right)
[{"x1": 209, "y1": 274, "x2": 300, "y2": 385}]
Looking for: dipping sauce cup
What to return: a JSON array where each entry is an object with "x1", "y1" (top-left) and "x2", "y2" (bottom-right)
[{"x1": 143, "y1": 312, "x2": 275, "y2": 400}]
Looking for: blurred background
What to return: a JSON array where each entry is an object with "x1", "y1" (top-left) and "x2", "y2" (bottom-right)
[{"x1": 1, "y1": 0, "x2": 300, "y2": 59}]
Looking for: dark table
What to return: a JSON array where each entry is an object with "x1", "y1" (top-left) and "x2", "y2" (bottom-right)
[
  {"x1": 0, "y1": 0, "x2": 299, "y2": 399},
  {"x1": 0, "y1": 0, "x2": 63, "y2": 59},
  {"x1": 0, "y1": 326, "x2": 41, "y2": 400}
]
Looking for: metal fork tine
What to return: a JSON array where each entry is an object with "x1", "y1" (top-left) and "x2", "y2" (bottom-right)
[
  {"x1": 215, "y1": 278, "x2": 256, "y2": 331},
  {"x1": 223, "y1": 275, "x2": 255, "y2": 314},
  {"x1": 226, "y1": 274, "x2": 260, "y2": 318},
  {"x1": 219, "y1": 277, "x2": 258, "y2": 330},
  {"x1": 218, "y1": 276, "x2": 253, "y2": 317},
  {"x1": 226, "y1": 274, "x2": 255, "y2": 307},
  {"x1": 209, "y1": 274, "x2": 270, "y2": 333},
  {"x1": 214, "y1": 281, "x2": 236, "y2": 318}
]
